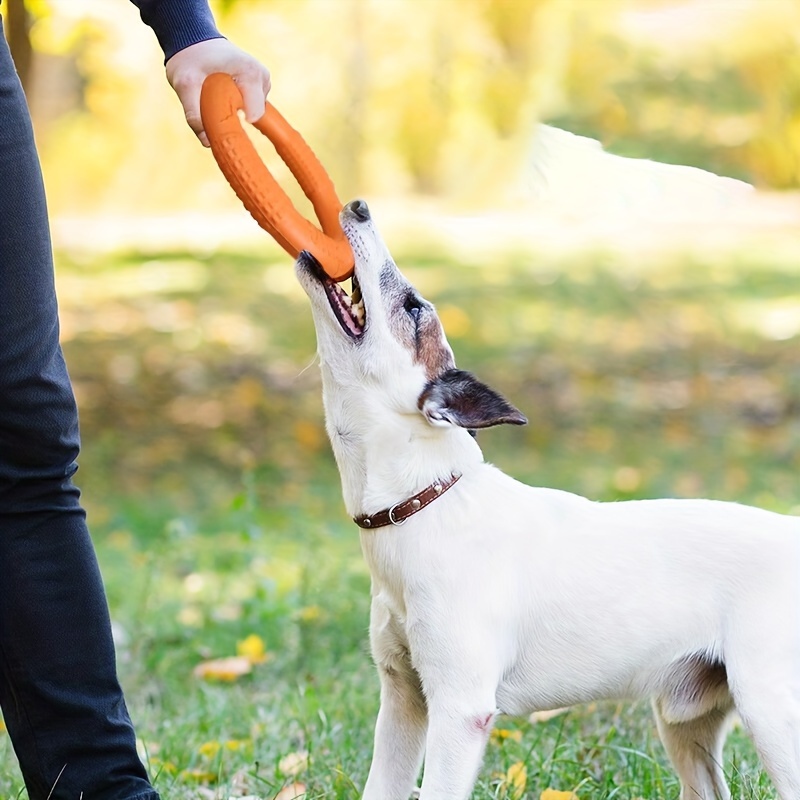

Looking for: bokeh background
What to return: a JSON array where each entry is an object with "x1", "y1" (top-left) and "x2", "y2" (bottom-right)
[
  {"x1": 5, "y1": 0, "x2": 798, "y2": 512},
  {"x1": 2, "y1": 1, "x2": 800, "y2": 797}
]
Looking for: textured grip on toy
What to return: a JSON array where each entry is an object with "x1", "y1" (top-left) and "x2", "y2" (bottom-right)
[{"x1": 200, "y1": 72, "x2": 354, "y2": 281}]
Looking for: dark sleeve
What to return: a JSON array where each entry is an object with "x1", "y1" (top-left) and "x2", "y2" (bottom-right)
[{"x1": 130, "y1": 0, "x2": 224, "y2": 62}]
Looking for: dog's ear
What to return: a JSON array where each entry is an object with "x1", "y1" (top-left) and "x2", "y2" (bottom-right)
[{"x1": 418, "y1": 369, "x2": 527, "y2": 429}]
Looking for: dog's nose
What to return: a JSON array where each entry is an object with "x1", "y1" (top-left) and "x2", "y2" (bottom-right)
[{"x1": 346, "y1": 199, "x2": 370, "y2": 222}]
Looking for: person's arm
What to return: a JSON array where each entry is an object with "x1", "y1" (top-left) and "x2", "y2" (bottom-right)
[
  {"x1": 130, "y1": 0, "x2": 222, "y2": 62},
  {"x1": 130, "y1": 0, "x2": 271, "y2": 146}
]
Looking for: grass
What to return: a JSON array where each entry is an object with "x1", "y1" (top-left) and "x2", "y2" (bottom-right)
[{"x1": 1, "y1": 234, "x2": 798, "y2": 798}]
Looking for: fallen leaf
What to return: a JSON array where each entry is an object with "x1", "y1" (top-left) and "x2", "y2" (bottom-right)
[
  {"x1": 148, "y1": 757, "x2": 177, "y2": 776},
  {"x1": 279, "y1": 750, "x2": 309, "y2": 776},
  {"x1": 229, "y1": 767, "x2": 256, "y2": 796},
  {"x1": 490, "y1": 727, "x2": 523, "y2": 744},
  {"x1": 180, "y1": 767, "x2": 218, "y2": 783},
  {"x1": 273, "y1": 783, "x2": 306, "y2": 800},
  {"x1": 295, "y1": 605, "x2": 322, "y2": 622},
  {"x1": 198, "y1": 740, "x2": 221, "y2": 758},
  {"x1": 506, "y1": 761, "x2": 527, "y2": 800},
  {"x1": 193, "y1": 656, "x2": 252, "y2": 682},
  {"x1": 224, "y1": 738, "x2": 250, "y2": 751},
  {"x1": 237, "y1": 634, "x2": 269, "y2": 664},
  {"x1": 540, "y1": 789, "x2": 579, "y2": 800},
  {"x1": 529, "y1": 707, "x2": 570, "y2": 723}
]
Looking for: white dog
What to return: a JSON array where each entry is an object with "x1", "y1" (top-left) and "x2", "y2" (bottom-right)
[{"x1": 295, "y1": 199, "x2": 800, "y2": 800}]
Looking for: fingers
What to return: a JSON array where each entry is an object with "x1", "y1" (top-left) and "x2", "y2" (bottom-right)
[
  {"x1": 165, "y1": 39, "x2": 270, "y2": 145},
  {"x1": 237, "y1": 70, "x2": 272, "y2": 124},
  {"x1": 174, "y1": 76, "x2": 207, "y2": 145}
]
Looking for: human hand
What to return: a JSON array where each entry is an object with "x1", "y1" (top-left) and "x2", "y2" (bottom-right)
[{"x1": 165, "y1": 38, "x2": 271, "y2": 147}]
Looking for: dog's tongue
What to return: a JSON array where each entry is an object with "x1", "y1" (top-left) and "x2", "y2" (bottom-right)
[{"x1": 325, "y1": 277, "x2": 365, "y2": 338}]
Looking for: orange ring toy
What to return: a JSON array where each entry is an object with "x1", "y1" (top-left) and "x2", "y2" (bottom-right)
[{"x1": 200, "y1": 73, "x2": 354, "y2": 281}]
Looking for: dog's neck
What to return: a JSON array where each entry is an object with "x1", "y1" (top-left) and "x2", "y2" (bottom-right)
[{"x1": 321, "y1": 378, "x2": 483, "y2": 518}]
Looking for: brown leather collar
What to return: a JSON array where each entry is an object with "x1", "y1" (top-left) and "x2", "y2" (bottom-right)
[{"x1": 354, "y1": 472, "x2": 462, "y2": 529}]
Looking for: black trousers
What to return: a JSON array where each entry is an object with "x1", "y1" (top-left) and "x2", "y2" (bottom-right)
[{"x1": 0, "y1": 27, "x2": 158, "y2": 800}]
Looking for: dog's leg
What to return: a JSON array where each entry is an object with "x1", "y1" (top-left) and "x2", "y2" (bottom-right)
[
  {"x1": 362, "y1": 661, "x2": 428, "y2": 800},
  {"x1": 363, "y1": 597, "x2": 428, "y2": 800},
  {"x1": 652, "y1": 701, "x2": 733, "y2": 800},
  {"x1": 416, "y1": 692, "x2": 497, "y2": 800},
  {"x1": 726, "y1": 600, "x2": 800, "y2": 800},
  {"x1": 730, "y1": 689, "x2": 800, "y2": 799}
]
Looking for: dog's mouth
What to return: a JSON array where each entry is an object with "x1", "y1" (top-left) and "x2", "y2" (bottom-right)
[{"x1": 300, "y1": 251, "x2": 366, "y2": 339}]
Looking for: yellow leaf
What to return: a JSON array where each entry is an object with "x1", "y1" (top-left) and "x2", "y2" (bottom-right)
[
  {"x1": 490, "y1": 727, "x2": 522, "y2": 743},
  {"x1": 224, "y1": 738, "x2": 250, "y2": 751},
  {"x1": 198, "y1": 740, "x2": 221, "y2": 758},
  {"x1": 273, "y1": 783, "x2": 307, "y2": 800},
  {"x1": 529, "y1": 707, "x2": 570, "y2": 724},
  {"x1": 179, "y1": 767, "x2": 218, "y2": 783},
  {"x1": 540, "y1": 789, "x2": 580, "y2": 800},
  {"x1": 279, "y1": 750, "x2": 309, "y2": 776},
  {"x1": 197, "y1": 737, "x2": 249, "y2": 759},
  {"x1": 193, "y1": 656, "x2": 252, "y2": 682},
  {"x1": 149, "y1": 758, "x2": 177, "y2": 775},
  {"x1": 237, "y1": 634, "x2": 269, "y2": 664},
  {"x1": 0, "y1": 718, "x2": 5, "y2": 733},
  {"x1": 506, "y1": 761, "x2": 527, "y2": 800},
  {"x1": 296, "y1": 605, "x2": 322, "y2": 622}
]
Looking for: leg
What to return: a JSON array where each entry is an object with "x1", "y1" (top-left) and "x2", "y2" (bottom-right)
[
  {"x1": 726, "y1": 576, "x2": 800, "y2": 799},
  {"x1": 652, "y1": 700, "x2": 733, "y2": 800},
  {"x1": 417, "y1": 694, "x2": 496, "y2": 800},
  {"x1": 402, "y1": 599, "x2": 501, "y2": 798},
  {"x1": 0, "y1": 30, "x2": 157, "y2": 800},
  {"x1": 729, "y1": 671, "x2": 800, "y2": 799},
  {"x1": 363, "y1": 599, "x2": 427, "y2": 800},
  {"x1": 362, "y1": 662, "x2": 428, "y2": 800},
  {"x1": 736, "y1": 713, "x2": 800, "y2": 800}
]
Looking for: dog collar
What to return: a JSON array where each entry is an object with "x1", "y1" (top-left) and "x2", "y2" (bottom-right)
[{"x1": 353, "y1": 472, "x2": 462, "y2": 529}]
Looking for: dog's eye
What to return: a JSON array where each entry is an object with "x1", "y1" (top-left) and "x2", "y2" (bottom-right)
[{"x1": 404, "y1": 295, "x2": 423, "y2": 321}]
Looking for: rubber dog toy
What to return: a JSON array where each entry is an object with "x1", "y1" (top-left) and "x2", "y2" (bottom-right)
[{"x1": 200, "y1": 73, "x2": 354, "y2": 281}]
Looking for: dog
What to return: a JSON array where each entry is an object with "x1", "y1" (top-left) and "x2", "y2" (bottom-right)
[{"x1": 294, "y1": 199, "x2": 800, "y2": 800}]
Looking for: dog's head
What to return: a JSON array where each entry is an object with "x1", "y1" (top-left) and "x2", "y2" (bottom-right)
[{"x1": 295, "y1": 200, "x2": 526, "y2": 510}]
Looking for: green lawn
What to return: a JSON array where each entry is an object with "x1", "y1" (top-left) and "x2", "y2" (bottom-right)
[{"x1": 1, "y1": 237, "x2": 797, "y2": 798}]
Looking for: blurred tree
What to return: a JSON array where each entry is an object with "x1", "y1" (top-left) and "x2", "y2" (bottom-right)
[
  {"x1": 738, "y1": 44, "x2": 800, "y2": 188},
  {"x1": 550, "y1": 0, "x2": 800, "y2": 189},
  {"x1": 5, "y1": 0, "x2": 33, "y2": 91},
  {"x1": 390, "y1": 3, "x2": 453, "y2": 193},
  {"x1": 17, "y1": 0, "x2": 800, "y2": 218},
  {"x1": 476, "y1": 0, "x2": 549, "y2": 138}
]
